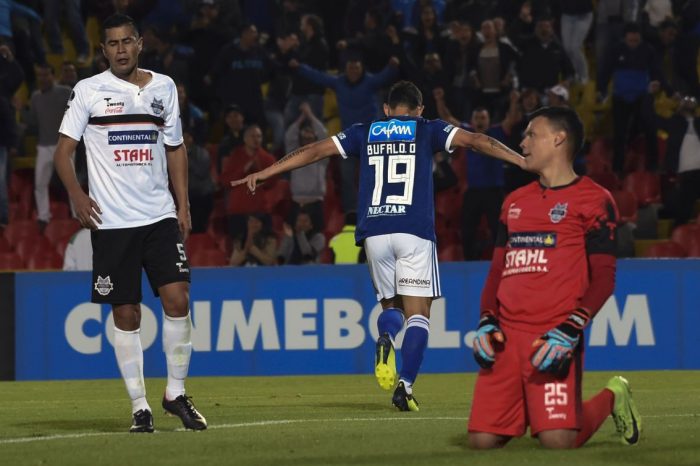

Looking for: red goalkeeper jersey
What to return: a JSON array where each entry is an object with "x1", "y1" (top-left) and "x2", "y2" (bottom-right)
[{"x1": 495, "y1": 176, "x2": 618, "y2": 333}]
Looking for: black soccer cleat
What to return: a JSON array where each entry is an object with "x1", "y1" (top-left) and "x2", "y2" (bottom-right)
[
  {"x1": 162, "y1": 394, "x2": 207, "y2": 430},
  {"x1": 130, "y1": 409, "x2": 154, "y2": 433},
  {"x1": 392, "y1": 381, "x2": 419, "y2": 412}
]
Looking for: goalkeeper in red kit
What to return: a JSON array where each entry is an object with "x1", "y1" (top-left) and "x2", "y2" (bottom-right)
[{"x1": 468, "y1": 107, "x2": 641, "y2": 449}]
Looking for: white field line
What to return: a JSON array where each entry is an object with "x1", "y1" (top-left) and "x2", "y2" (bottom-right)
[{"x1": 0, "y1": 413, "x2": 697, "y2": 445}]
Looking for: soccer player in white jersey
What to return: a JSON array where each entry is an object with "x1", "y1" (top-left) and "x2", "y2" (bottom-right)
[
  {"x1": 53, "y1": 14, "x2": 206, "y2": 432},
  {"x1": 233, "y1": 81, "x2": 527, "y2": 410}
]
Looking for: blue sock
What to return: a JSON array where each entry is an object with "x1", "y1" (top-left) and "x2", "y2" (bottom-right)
[
  {"x1": 377, "y1": 308, "x2": 404, "y2": 340},
  {"x1": 399, "y1": 315, "x2": 430, "y2": 386}
]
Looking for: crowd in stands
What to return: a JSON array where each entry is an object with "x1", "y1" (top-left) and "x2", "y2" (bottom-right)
[{"x1": 3, "y1": 0, "x2": 700, "y2": 271}]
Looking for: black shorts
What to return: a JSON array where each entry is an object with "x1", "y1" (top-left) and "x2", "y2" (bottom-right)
[{"x1": 91, "y1": 218, "x2": 191, "y2": 304}]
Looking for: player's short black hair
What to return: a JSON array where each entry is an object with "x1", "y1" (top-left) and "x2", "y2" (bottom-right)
[
  {"x1": 529, "y1": 106, "x2": 584, "y2": 159},
  {"x1": 387, "y1": 81, "x2": 423, "y2": 110},
  {"x1": 102, "y1": 13, "x2": 139, "y2": 41},
  {"x1": 623, "y1": 22, "x2": 641, "y2": 35}
]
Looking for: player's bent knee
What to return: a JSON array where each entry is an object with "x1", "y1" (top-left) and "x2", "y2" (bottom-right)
[
  {"x1": 537, "y1": 430, "x2": 577, "y2": 449},
  {"x1": 468, "y1": 432, "x2": 510, "y2": 449}
]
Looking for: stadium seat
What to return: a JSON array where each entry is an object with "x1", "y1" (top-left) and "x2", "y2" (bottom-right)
[
  {"x1": 49, "y1": 200, "x2": 71, "y2": 220},
  {"x1": 670, "y1": 224, "x2": 700, "y2": 255},
  {"x1": 26, "y1": 250, "x2": 63, "y2": 270},
  {"x1": 623, "y1": 172, "x2": 661, "y2": 207},
  {"x1": 189, "y1": 249, "x2": 228, "y2": 267},
  {"x1": 3, "y1": 219, "x2": 40, "y2": 246},
  {"x1": 0, "y1": 236, "x2": 10, "y2": 253},
  {"x1": 186, "y1": 233, "x2": 218, "y2": 255},
  {"x1": 44, "y1": 219, "x2": 81, "y2": 245},
  {"x1": 0, "y1": 252, "x2": 25, "y2": 270},
  {"x1": 438, "y1": 243, "x2": 463, "y2": 262},
  {"x1": 611, "y1": 190, "x2": 638, "y2": 224},
  {"x1": 16, "y1": 236, "x2": 53, "y2": 261},
  {"x1": 585, "y1": 152, "x2": 612, "y2": 176},
  {"x1": 589, "y1": 172, "x2": 620, "y2": 191},
  {"x1": 324, "y1": 208, "x2": 345, "y2": 240},
  {"x1": 643, "y1": 240, "x2": 686, "y2": 258},
  {"x1": 435, "y1": 187, "x2": 462, "y2": 229}
]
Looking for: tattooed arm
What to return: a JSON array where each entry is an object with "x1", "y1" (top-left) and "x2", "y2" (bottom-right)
[
  {"x1": 231, "y1": 138, "x2": 339, "y2": 192},
  {"x1": 451, "y1": 128, "x2": 527, "y2": 169}
]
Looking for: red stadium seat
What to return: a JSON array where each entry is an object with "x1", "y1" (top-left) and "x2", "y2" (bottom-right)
[
  {"x1": 611, "y1": 190, "x2": 638, "y2": 224},
  {"x1": 189, "y1": 249, "x2": 228, "y2": 267},
  {"x1": 44, "y1": 219, "x2": 81, "y2": 245},
  {"x1": 622, "y1": 172, "x2": 661, "y2": 206},
  {"x1": 186, "y1": 233, "x2": 218, "y2": 256},
  {"x1": 438, "y1": 243, "x2": 463, "y2": 262},
  {"x1": 589, "y1": 137, "x2": 612, "y2": 161},
  {"x1": 435, "y1": 187, "x2": 462, "y2": 229},
  {"x1": 3, "y1": 219, "x2": 40, "y2": 246},
  {"x1": 643, "y1": 241, "x2": 686, "y2": 258},
  {"x1": 15, "y1": 236, "x2": 53, "y2": 261},
  {"x1": 26, "y1": 251, "x2": 63, "y2": 270},
  {"x1": 670, "y1": 224, "x2": 700, "y2": 255},
  {"x1": 0, "y1": 252, "x2": 25, "y2": 270},
  {"x1": 50, "y1": 201, "x2": 71, "y2": 220},
  {"x1": 0, "y1": 236, "x2": 10, "y2": 253},
  {"x1": 589, "y1": 172, "x2": 620, "y2": 191}
]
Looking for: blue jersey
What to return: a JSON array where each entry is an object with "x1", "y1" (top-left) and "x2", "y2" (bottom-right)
[{"x1": 331, "y1": 116, "x2": 459, "y2": 243}]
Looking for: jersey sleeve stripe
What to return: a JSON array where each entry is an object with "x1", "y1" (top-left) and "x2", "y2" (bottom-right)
[
  {"x1": 445, "y1": 126, "x2": 459, "y2": 153},
  {"x1": 331, "y1": 135, "x2": 347, "y2": 158}
]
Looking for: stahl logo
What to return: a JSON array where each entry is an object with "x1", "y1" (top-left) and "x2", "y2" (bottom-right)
[{"x1": 368, "y1": 119, "x2": 416, "y2": 143}]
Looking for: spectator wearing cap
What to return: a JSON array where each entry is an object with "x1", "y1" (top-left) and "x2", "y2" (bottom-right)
[
  {"x1": 284, "y1": 14, "x2": 329, "y2": 125},
  {"x1": 547, "y1": 84, "x2": 570, "y2": 107},
  {"x1": 517, "y1": 16, "x2": 575, "y2": 94},
  {"x1": 219, "y1": 124, "x2": 276, "y2": 241},
  {"x1": 207, "y1": 23, "x2": 272, "y2": 125},
  {"x1": 217, "y1": 104, "x2": 245, "y2": 174},
  {"x1": 290, "y1": 53, "x2": 399, "y2": 213},
  {"x1": 598, "y1": 22, "x2": 671, "y2": 173}
]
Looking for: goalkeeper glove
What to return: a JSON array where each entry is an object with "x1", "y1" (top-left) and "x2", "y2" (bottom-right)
[
  {"x1": 531, "y1": 309, "x2": 590, "y2": 378},
  {"x1": 472, "y1": 313, "x2": 505, "y2": 369}
]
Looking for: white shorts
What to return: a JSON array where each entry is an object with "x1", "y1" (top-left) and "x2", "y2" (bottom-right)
[{"x1": 364, "y1": 233, "x2": 441, "y2": 300}]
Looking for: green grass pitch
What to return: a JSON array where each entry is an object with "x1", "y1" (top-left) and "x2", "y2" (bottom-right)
[{"x1": 1, "y1": 371, "x2": 698, "y2": 466}]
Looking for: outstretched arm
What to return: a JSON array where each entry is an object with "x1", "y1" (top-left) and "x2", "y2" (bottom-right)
[
  {"x1": 451, "y1": 128, "x2": 526, "y2": 169},
  {"x1": 231, "y1": 138, "x2": 339, "y2": 192}
]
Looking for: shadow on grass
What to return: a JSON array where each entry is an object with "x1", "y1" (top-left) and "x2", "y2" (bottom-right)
[{"x1": 314, "y1": 401, "x2": 389, "y2": 411}]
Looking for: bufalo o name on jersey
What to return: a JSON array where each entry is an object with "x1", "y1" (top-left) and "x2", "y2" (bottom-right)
[{"x1": 368, "y1": 119, "x2": 417, "y2": 143}]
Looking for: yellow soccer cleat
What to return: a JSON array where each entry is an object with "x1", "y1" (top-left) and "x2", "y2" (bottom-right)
[
  {"x1": 606, "y1": 376, "x2": 641, "y2": 445},
  {"x1": 374, "y1": 333, "x2": 397, "y2": 391}
]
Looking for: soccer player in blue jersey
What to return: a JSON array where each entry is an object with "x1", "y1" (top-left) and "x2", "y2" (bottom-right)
[{"x1": 232, "y1": 81, "x2": 526, "y2": 411}]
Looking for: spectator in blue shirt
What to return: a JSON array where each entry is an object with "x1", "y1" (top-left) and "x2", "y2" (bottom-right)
[{"x1": 435, "y1": 87, "x2": 519, "y2": 260}]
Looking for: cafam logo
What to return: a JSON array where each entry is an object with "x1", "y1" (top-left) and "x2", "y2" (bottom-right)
[{"x1": 368, "y1": 119, "x2": 416, "y2": 143}]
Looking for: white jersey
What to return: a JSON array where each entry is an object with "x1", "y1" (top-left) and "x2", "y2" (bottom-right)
[{"x1": 59, "y1": 69, "x2": 183, "y2": 229}]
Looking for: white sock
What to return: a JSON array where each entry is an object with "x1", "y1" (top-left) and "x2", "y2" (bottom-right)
[
  {"x1": 163, "y1": 313, "x2": 192, "y2": 401},
  {"x1": 113, "y1": 327, "x2": 150, "y2": 414},
  {"x1": 399, "y1": 378, "x2": 413, "y2": 394}
]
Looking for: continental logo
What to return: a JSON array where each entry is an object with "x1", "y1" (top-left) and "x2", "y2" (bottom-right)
[
  {"x1": 398, "y1": 277, "x2": 431, "y2": 288},
  {"x1": 108, "y1": 130, "x2": 159, "y2": 145},
  {"x1": 368, "y1": 119, "x2": 416, "y2": 143},
  {"x1": 508, "y1": 232, "x2": 557, "y2": 248}
]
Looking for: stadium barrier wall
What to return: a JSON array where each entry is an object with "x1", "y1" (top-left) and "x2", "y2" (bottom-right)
[
  {"x1": 0, "y1": 273, "x2": 15, "y2": 380},
  {"x1": 13, "y1": 260, "x2": 700, "y2": 380}
]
